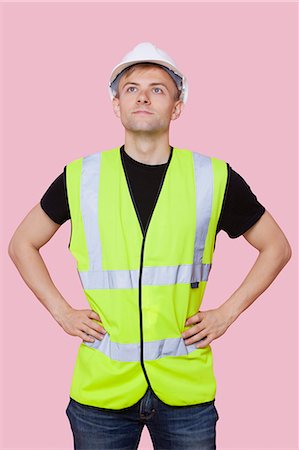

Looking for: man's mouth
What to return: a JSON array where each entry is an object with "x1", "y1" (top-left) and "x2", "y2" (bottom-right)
[{"x1": 132, "y1": 110, "x2": 153, "y2": 114}]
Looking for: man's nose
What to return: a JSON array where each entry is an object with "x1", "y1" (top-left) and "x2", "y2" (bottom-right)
[{"x1": 137, "y1": 90, "x2": 150, "y2": 104}]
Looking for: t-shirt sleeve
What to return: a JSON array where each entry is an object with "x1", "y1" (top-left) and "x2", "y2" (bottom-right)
[
  {"x1": 40, "y1": 166, "x2": 70, "y2": 225},
  {"x1": 216, "y1": 164, "x2": 266, "y2": 238}
]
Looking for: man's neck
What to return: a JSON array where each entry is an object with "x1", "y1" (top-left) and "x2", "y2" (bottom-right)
[{"x1": 124, "y1": 132, "x2": 171, "y2": 165}]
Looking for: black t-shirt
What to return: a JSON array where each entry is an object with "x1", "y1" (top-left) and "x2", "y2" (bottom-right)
[{"x1": 40, "y1": 146, "x2": 266, "y2": 239}]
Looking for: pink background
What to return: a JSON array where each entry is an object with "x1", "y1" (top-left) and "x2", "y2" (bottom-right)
[{"x1": 2, "y1": 2, "x2": 298, "y2": 449}]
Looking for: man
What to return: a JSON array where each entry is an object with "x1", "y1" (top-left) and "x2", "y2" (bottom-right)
[{"x1": 8, "y1": 42, "x2": 292, "y2": 450}]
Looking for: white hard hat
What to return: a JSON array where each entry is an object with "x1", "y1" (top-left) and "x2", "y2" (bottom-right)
[{"x1": 108, "y1": 42, "x2": 188, "y2": 104}]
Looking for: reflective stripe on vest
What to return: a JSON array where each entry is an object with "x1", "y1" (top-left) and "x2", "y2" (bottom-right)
[
  {"x1": 79, "y1": 151, "x2": 213, "y2": 290},
  {"x1": 84, "y1": 332, "x2": 199, "y2": 362}
]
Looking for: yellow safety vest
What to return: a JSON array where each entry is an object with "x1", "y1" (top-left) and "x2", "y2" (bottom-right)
[{"x1": 66, "y1": 146, "x2": 228, "y2": 409}]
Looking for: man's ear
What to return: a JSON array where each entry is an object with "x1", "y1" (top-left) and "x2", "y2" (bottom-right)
[
  {"x1": 171, "y1": 100, "x2": 184, "y2": 121},
  {"x1": 112, "y1": 97, "x2": 121, "y2": 118}
]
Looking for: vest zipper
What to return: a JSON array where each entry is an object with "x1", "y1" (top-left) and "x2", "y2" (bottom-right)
[{"x1": 121, "y1": 147, "x2": 173, "y2": 394}]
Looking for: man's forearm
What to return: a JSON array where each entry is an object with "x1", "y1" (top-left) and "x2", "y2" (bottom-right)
[
  {"x1": 8, "y1": 242, "x2": 72, "y2": 324},
  {"x1": 219, "y1": 244, "x2": 292, "y2": 326}
]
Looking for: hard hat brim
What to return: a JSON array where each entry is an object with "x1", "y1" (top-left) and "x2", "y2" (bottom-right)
[
  {"x1": 109, "y1": 59, "x2": 184, "y2": 87},
  {"x1": 108, "y1": 59, "x2": 188, "y2": 103}
]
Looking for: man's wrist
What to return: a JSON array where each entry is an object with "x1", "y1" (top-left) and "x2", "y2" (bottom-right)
[
  {"x1": 218, "y1": 298, "x2": 241, "y2": 328},
  {"x1": 50, "y1": 297, "x2": 73, "y2": 325}
]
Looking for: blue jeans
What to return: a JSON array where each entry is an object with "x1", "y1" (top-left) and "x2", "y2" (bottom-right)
[{"x1": 65, "y1": 386, "x2": 219, "y2": 450}]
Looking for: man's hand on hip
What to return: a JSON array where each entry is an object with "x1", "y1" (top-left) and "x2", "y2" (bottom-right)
[
  {"x1": 58, "y1": 307, "x2": 106, "y2": 343},
  {"x1": 182, "y1": 308, "x2": 231, "y2": 348}
]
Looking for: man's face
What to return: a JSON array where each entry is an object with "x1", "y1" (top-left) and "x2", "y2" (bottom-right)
[{"x1": 112, "y1": 65, "x2": 184, "y2": 134}]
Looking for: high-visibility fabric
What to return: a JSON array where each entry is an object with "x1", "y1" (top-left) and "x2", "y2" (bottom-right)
[{"x1": 66, "y1": 146, "x2": 228, "y2": 409}]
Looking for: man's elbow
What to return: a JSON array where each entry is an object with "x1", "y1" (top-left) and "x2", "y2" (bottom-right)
[
  {"x1": 267, "y1": 238, "x2": 292, "y2": 268},
  {"x1": 8, "y1": 232, "x2": 29, "y2": 263},
  {"x1": 278, "y1": 243, "x2": 292, "y2": 274},
  {"x1": 282, "y1": 241, "x2": 292, "y2": 263},
  {"x1": 8, "y1": 234, "x2": 20, "y2": 262}
]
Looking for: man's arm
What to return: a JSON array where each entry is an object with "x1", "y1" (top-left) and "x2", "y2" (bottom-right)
[
  {"x1": 8, "y1": 203, "x2": 106, "y2": 343},
  {"x1": 182, "y1": 210, "x2": 292, "y2": 348}
]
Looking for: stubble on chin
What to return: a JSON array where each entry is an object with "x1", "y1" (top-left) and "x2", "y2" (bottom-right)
[{"x1": 121, "y1": 115, "x2": 167, "y2": 133}]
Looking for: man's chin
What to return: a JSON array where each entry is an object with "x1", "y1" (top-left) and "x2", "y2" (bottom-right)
[
  {"x1": 125, "y1": 127, "x2": 165, "y2": 135},
  {"x1": 122, "y1": 121, "x2": 167, "y2": 134}
]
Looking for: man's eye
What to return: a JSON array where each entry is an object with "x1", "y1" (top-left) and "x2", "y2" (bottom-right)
[
  {"x1": 127, "y1": 86, "x2": 137, "y2": 92},
  {"x1": 153, "y1": 87, "x2": 162, "y2": 93}
]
